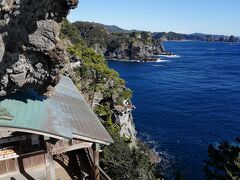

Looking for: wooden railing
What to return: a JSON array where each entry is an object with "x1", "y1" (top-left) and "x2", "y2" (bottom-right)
[
  {"x1": 85, "y1": 148, "x2": 112, "y2": 180},
  {"x1": 99, "y1": 166, "x2": 111, "y2": 180}
]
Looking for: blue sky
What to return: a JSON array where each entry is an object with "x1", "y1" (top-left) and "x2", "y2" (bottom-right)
[{"x1": 68, "y1": 0, "x2": 240, "y2": 36}]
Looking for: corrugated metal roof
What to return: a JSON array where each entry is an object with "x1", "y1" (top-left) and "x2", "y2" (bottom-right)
[{"x1": 0, "y1": 76, "x2": 113, "y2": 145}]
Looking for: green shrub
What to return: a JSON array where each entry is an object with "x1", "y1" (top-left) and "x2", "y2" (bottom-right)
[
  {"x1": 114, "y1": 89, "x2": 132, "y2": 105},
  {"x1": 101, "y1": 130, "x2": 162, "y2": 180},
  {"x1": 122, "y1": 89, "x2": 132, "y2": 100},
  {"x1": 60, "y1": 19, "x2": 85, "y2": 44},
  {"x1": 67, "y1": 43, "x2": 120, "y2": 82},
  {"x1": 73, "y1": 21, "x2": 109, "y2": 50},
  {"x1": 94, "y1": 104, "x2": 111, "y2": 117}
]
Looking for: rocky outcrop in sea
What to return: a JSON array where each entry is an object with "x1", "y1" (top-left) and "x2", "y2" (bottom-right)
[{"x1": 104, "y1": 38, "x2": 170, "y2": 61}]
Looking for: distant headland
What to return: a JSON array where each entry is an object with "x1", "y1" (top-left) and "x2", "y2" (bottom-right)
[
  {"x1": 101, "y1": 23, "x2": 240, "y2": 43},
  {"x1": 66, "y1": 21, "x2": 239, "y2": 62},
  {"x1": 68, "y1": 21, "x2": 173, "y2": 62}
]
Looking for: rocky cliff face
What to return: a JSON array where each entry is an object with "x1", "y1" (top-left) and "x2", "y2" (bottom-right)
[
  {"x1": 0, "y1": 0, "x2": 77, "y2": 96},
  {"x1": 113, "y1": 100, "x2": 137, "y2": 145},
  {"x1": 90, "y1": 91, "x2": 137, "y2": 145}
]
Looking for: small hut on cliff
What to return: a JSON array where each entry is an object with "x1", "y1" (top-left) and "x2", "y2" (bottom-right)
[{"x1": 0, "y1": 76, "x2": 113, "y2": 180}]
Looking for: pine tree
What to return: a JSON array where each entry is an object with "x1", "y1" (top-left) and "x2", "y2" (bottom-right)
[{"x1": 204, "y1": 137, "x2": 240, "y2": 180}]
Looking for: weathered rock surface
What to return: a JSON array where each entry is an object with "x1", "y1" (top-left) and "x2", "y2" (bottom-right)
[
  {"x1": 114, "y1": 102, "x2": 137, "y2": 146},
  {"x1": 91, "y1": 90, "x2": 137, "y2": 146},
  {"x1": 228, "y1": 35, "x2": 238, "y2": 42},
  {"x1": 105, "y1": 39, "x2": 168, "y2": 61},
  {"x1": 0, "y1": 0, "x2": 77, "y2": 96}
]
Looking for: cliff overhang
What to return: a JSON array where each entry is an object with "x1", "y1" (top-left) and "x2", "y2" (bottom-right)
[{"x1": 0, "y1": 0, "x2": 78, "y2": 96}]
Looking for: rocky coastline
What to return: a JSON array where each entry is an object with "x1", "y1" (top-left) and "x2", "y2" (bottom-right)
[
  {"x1": 72, "y1": 21, "x2": 173, "y2": 62},
  {"x1": 105, "y1": 48, "x2": 173, "y2": 62}
]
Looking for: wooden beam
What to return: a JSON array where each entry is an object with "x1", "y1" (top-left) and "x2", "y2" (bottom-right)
[
  {"x1": 0, "y1": 134, "x2": 28, "y2": 144},
  {"x1": 73, "y1": 134, "x2": 111, "y2": 146},
  {"x1": 51, "y1": 142, "x2": 93, "y2": 155},
  {"x1": 2, "y1": 128, "x2": 65, "y2": 140}
]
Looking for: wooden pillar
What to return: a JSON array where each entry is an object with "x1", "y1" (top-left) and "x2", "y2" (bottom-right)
[
  {"x1": 45, "y1": 153, "x2": 55, "y2": 180},
  {"x1": 45, "y1": 139, "x2": 55, "y2": 180},
  {"x1": 15, "y1": 157, "x2": 19, "y2": 171},
  {"x1": 93, "y1": 143, "x2": 100, "y2": 180}
]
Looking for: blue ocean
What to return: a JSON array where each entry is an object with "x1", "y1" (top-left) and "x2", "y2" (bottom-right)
[{"x1": 108, "y1": 42, "x2": 240, "y2": 179}]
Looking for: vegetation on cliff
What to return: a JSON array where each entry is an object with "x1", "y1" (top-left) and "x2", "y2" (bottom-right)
[
  {"x1": 72, "y1": 21, "x2": 152, "y2": 49},
  {"x1": 67, "y1": 42, "x2": 132, "y2": 105},
  {"x1": 153, "y1": 32, "x2": 184, "y2": 41},
  {"x1": 101, "y1": 130, "x2": 161, "y2": 180},
  {"x1": 61, "y1": 19, "x2": 162, "y2": 179}
]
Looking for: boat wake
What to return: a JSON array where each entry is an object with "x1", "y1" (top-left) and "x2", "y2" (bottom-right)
[
  {"x1": 155, "y1": 59, "x2": 171, "y2": 63},
  {"x1": 157, "y1": 54, "x2": 180, "y2": 58},
  {"x1": 153, "y1": 64, "x2": 164, "y2": 67}
]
